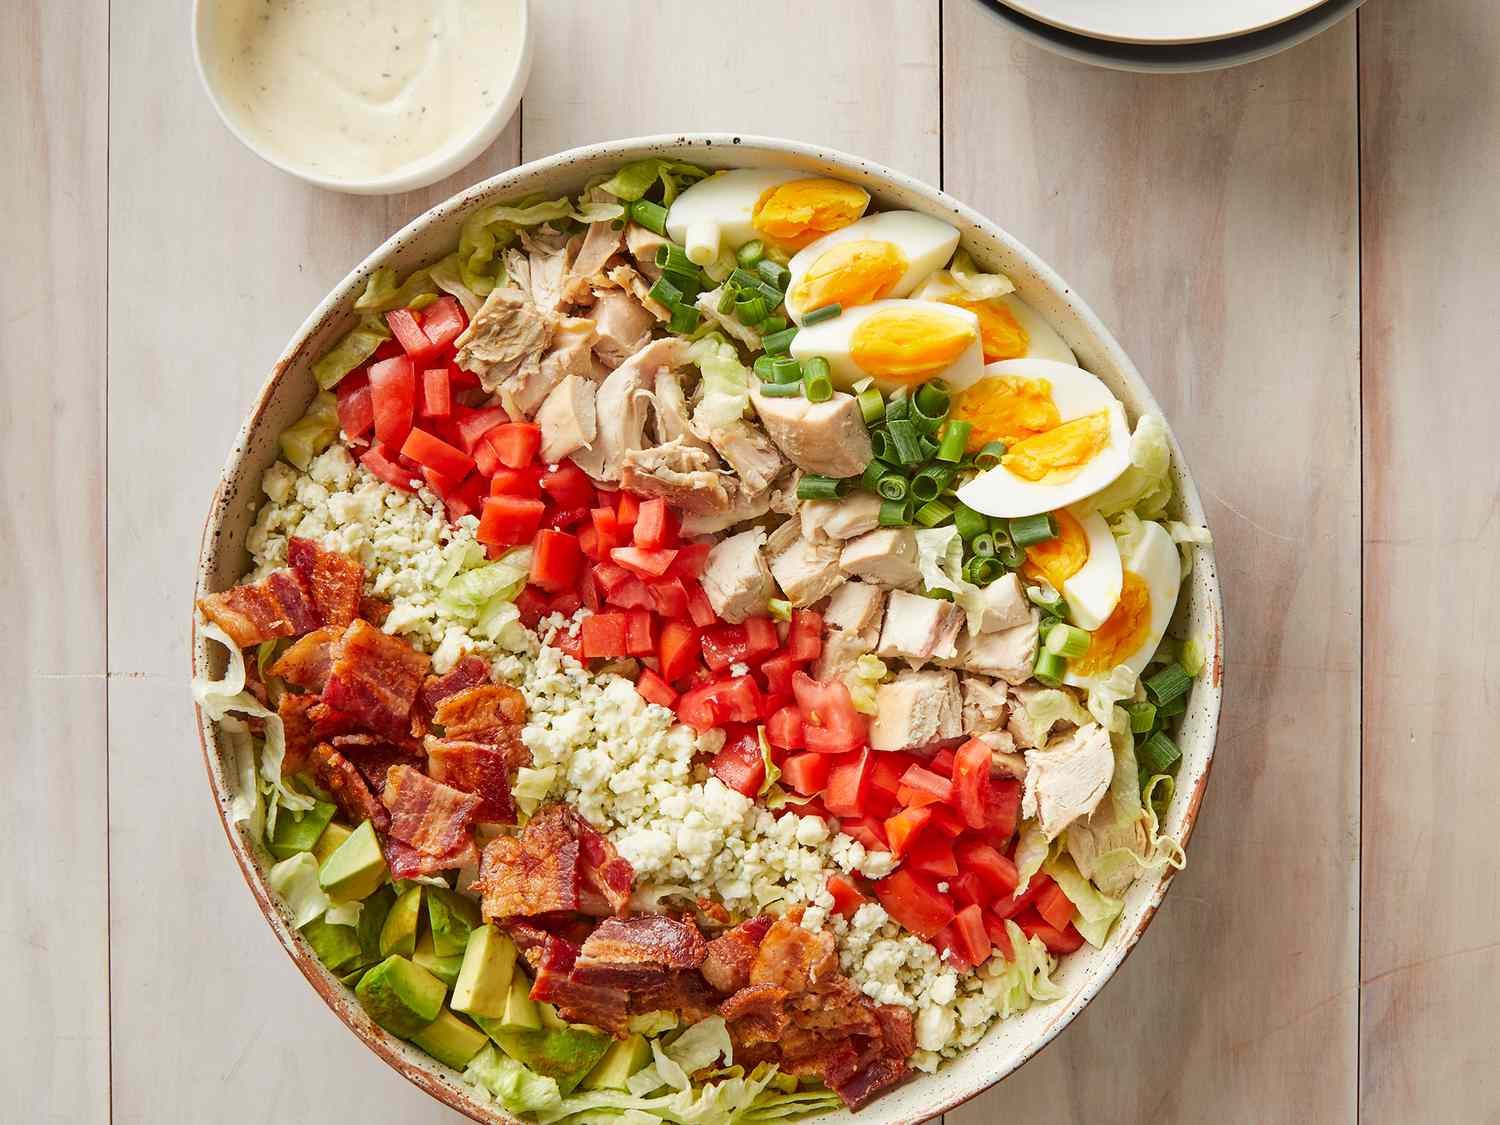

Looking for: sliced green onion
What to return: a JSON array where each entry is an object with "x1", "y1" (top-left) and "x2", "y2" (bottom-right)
[
  {"x1": 970, "y1": 557, "x2": 1003, "y2": 585},
  {"x1": 910, "y1": 394, "x2": 947, "y2": 434},
  {"x1": 1145, "y1": 662, "x2": 1192, "y2": 707},
  {"x1": 803, "y1": 303, "x2": 843, "y2": 325},
  {"x1": 735, "y1": 295, "x2": 768, "y2": 326},
  {"x1": 998, "y1": 541, "x2": 1026, "y2": 569},
  {"x1": 918, "y1": 435, "x2": 940, "y2": 461},
  {"x1": 1137, "y1": 731, "x2": 1181, "y2": 775},
  {"x1": 656, "y1": 244, "x2": 697, "y2": 275},
  {"x1": 797, "y1": 474, "x2": 846, "y2": 500},
  {"x1": 771, "y1": 356, "x2": 803, "y2": 384},
  {"x1": 1157, "y1": 694, "x2": 1187, "y2": 719},
  {"x1": 857, "y1": 389, "x2": 885, "y2": 424},
  {"x1": 875, "y1": 473, "x2": 909, "y2": 501},
  {"x1": 971, "y1": 531, "x2": 995, "y2": 558},
  {"x1": 914, "y1": 379, "x2": 951, "y2": 418},
  {"x1": 804, "y1": 370, "x2": 833, "y2": 403},
  {"x1": 761, "y1": 315, "x2": 788, "y2": 335},
  {"x1": 1037, "y1": 613, "x2": 1063, "y2": 641},
  {"x1": 669, "y1": 304, "x2": 701, "y2": 334},
  {"x1": 953, "y1": 501, "x2": 988, "y2": 541},
  {"x1": 716, "y1": 286, "x2": 737, "y2": 314},
  {"x1": 736, "y1": 240, "x2": 766, "y2": 268},
  {"x1": 885, "y1": 388, "x2": 910, "y2": 422},
  {"x1": 753, "y1": 355, "x2": 776, "y2": 381},
  {"x1": 869, "y1": 430, "x2": 895, "y2": 462},
  {"x1": 1125, "y1": 701, "x2": 1158, "y2": 734},
  {"x1": 767, "y1": 597, "x2": 792, "y2": 622},
  {"x1": 756, "y1": 258, "x2": 790, "y2": 289},
  {"x1": 801, "y1": 355, "x2": 830, "y2": 381},
  {"x1": 861, "y1": 461, "x2": 888, "y2": 493},
  {"x1": 728, "y1": 267, "x2": 763, "y2": 293},
  {"x1": 852, "y1": 376, "x2": 875, "y2": 393},
  {"x1": 974, "y1": 440, "x2": 1007, "y2": 471},
  {"x1": 878, "y1": 497, "x2": 912, "y2": 526},
  {"x1": 936, "y1": 420, "x2": 972, "y2": 463},
  {"x1": 661, "y1": 267, "x2": 702, "y2": 299},
  {"x1": 647, "y1": 276, "x2": 683, "y2": 309},
  {"x1": 759, "y1": 382, "x2": 803, "y2": 398},
  {"x1": 630, "y1": 199, "x2": 668, "y2": 236},
  {"x1": 1045, "y1": 623, "x2": 1091, "y2": 659},
  {"x1": 886, "y1": 419, "x2": 923, "y2": 465},
  {"x1": 1026, "y1": 584, "x2": 1066, "y2": 616},
  {"x1": 1009, "y1": 513, "x2": 1058, "y2": 548},
  {"x1": 911, "y1": 466, "x2": 953, "y2": 503},
  {"x1": 914, "y1": 499, "x2": 953, "y2": 527},
  {"x1": 761, "y1": 327, "x2": 797, "y2": 355},
  {"x1": 1033, "y1": 648, "x2": 1067, "y2": 687},
  {"x1": 611, "y1": 218, "x2": 625, "y2": 231}
]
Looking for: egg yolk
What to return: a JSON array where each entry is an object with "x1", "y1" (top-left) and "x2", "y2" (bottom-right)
[
  {"x1": 850, "y1": 308, "x2": 977, "y2": 384},
  {"x1": 950, "y1": 376, "x2": 1061, "y2": 451},
  {"x1": 938, "y1": 295, "x2": 1030, "y2": 362},
  {"x1": 791, "y1": 240, "x2": 907, "y2": 313},
  {"x1": 753, "y1": 179, "x2": 870, "y2": 249},
  {"x1": 1071, "y1": 570, "x2": 1151, "y2": 676},
  {"x1": 1001, "y1": 410, "x2": 1111, "y2": 482},
  {"x1": 1022, "y1": 509, "x2": 1089, "y2": 588}
]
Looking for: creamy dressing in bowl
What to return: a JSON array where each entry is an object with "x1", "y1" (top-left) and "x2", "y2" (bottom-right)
[{"x1": 196, "y1": 0, "x2": 527, "y2": 192}]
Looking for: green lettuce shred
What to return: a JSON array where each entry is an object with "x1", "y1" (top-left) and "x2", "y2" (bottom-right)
[
  {"x1": 980, "y1": 919, "x2": 1065, "y2": 1019},
  {"x1": 465, "y1": 1045, "x2": 563, "y2": 1116},
  {"x1": 843, "y1": 653, "x2": 887, "y2": 715},
  {"x1": 687, "y1": 334, "x2": 752, "y2": 432},
  {"x1": 311, "y1": 313, "x2": 391, "y2": 390},
  {"x1": 1011, "y1": 819, "x2": 1049, "y2": 897},
  {"x1": 353, "y1": 264, "x2": 440, "y2": 314},
  {"x1": 457, "y1": 195, "x2": 625, "y2": 297},
  {"x1": 599, "y1": 158, "x2": 709, "y2": 204},
  {"x1": 278, "y1": 391, "x2": 340, "y2": 471},
  {"x1": 267, "y1": 852, "x2": 331, "y2": 929},
  {"x1": 756, "y1": 728, "x2": 781, "y2": 798},
  {"x1": 1042, "y1": 851, "x2": 1124, "y2": 948},
  {"x1": 1085, "y1": 413, "x2": 1173, "y2": 519},
  {"x1": 945, "y1": 247, "x2": 1017, "y2": 301}
]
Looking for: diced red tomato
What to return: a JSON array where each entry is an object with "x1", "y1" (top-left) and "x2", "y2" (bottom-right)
[
  {"x1": 869, "y1": 753, "x2": 914, "y2": 804},
  {"x1": 883, "y1": 806, "x2": 931, "y2": 859},
  {"x1": 529, "y1": 529, "x2": 582, "y2": 593},
  {"x1": 578, "y1": 526, "x2": 602, "y2": 562},
  {"x1": 791, "y1": 672, "x2": 867, "y2": 755},
  {"x1": 540, "y1": 462, "x2": 596, "y2": 509},
  {"x1": 490, "y1": 467, "x2": 542, "y2": 498},
  {"x1": 952, "y1": 738, "x2": 993, "y2": 831},
  {"x1": 447, "y1": 358, "x2": 480, "y2": 392},
  {"x1": 590, "y1": 507, "x2": 622, "y2": 554},
  {"x1": 666, "y1": 542, "x2": 711, "y2": 580},
  {"x1": 580, "y1": 612, "x2": 628, "y2": 659},
  {"x1": 472, "y1": 434, "x2": 503, "y2": 478},
  {"x1": 991, "y1": 873, "x2": 1053, "y2": 921},
  {"x1": 546, "y1": 506, "x2": 590, "y2": 531},
  {"x1": 578, "y1": 566, "x2": 601, "y2": 613},
  {"x1": 984, "y1": 913, "x2": 1016, "y2": 962},
  {"x1": 648, "y1": 578, "x2": 690, "y2": 619},
  {"x1": 605, "y1": 576, "x2": 653, "y2": 611},
  {"x1": 1014, "y1": 910, "x2": 1086, "y2": 954},
  {"x1": 930, "y1": 747, "x2": 957, "y2": 776},
  {"x1": 420, "y1": 296, "x2": 466, "y2": 350},
  {"x1": 824, "y1": 749, "x2": 872, "y2": 818},
  {"x1": 743, "y1": 617, "x2": 779, "y2": 660},
  {"x1": 950, "y1": 904, "x2": 993, "y2": 968},
  {"x1": 401, "y1": 428, "x2": 474, "y2": 481},
  {"x1": 1035, "y1": 881, "x2": 1077, "y2": 932},
  {"x1": 683, "y1": 581, "x2": 718, "y2": 628},
  {"x1": 658, "y1": 621, "x2": 700, "y2": 683},
  {"x1": 632, "y1": 498, "x2": 674, "y2": 550},
  {"x1": 985, "y1": 779, "x2": 1023, "y2": 841},
  {"x1": 553, "y1": 626, "x2": 583, "y2": 662},
  {"x1": 476, "y1": 495, "x2": 545, "y2": 548},
  {"x1": 610, "y1": 546, "x2": 678, "y2": 580},
  {"x1": 336, "y1": 372, "x2": 374, "y2": 439},
  {"x1": 758, "y1": 652, "x2": 798, "y2": 696},
  {"x1": 840, "y1": 816, "x2": 889, "y2": 853},
  {"x1": 827, "y1": 875, "x2": 869, "y2": 920},
  {"x1": 710, "y1": 729, "x2": 766, "y2": 797},
  {"x1": 386, "y1": 308, "x2": 439, "y2": 363},
  {"x1": 675, "y1": 683, "x2": 724, "y2": 732},
  {"x1": 897, "y1": 765, "x2": 955, "y2": 809},
  {"x1": 906, "y1": 836, "x2": 958, "y2": 880},
  {"x1": 453, "y1": 405, "x2": 509, "y2": 453},
  {"x1": 592, "y1": 561, "x2": 634, "y2": 596},
  {"x1": 369, "y1": 355, "x2": 416, "y2": 447},
  {"x1": 548, "y1": 591, "x2": 582, "y2": 619},
  {"x1": 419, "y1": 368, "x2": 451, "y2": 419},
  {"x1": 444, "y1": 473, "x2": 487, "y2": 523},
  {"x1": 701, "y1": 624, "x2": 748, "y2": 672},
  {"x1": 614, "y1": 491, "x2": 640, "y2": 531},
  {"x1": 951, "y1": 872, "x2": 988, "y2": 909},
  {"x1": 787, "y1": 609, "x2": 823, "y2": 662},
  {"x1": 766, "y1": 707, "x2": 806, "y2": 752},
  {"x1": 635, "y1": 668, "x2": 679, "y2": 708},
  {"x1": 930, "y1": 924, "x2": 972, "y2": 971},
  {"x1": 625, "y1": 609, "x2": 655, "y2": 656},
  {"x1": 707, "y1": 675, "x2": 762, "y2": 723},
  {"x1": 874, "y1": 870, "x2": 955, "y2": 940},
  {"x1": 956, "y1": 839, "x2": 1020, "y2": 900},
  {"x1": 926, "y1": 805, "x2": 967, "y2": 839},
  {"x1": 781, "y1": 750, "x2": 832, "y2": 795},
  {"x1": 359, "y1": 445, "x2": 416, "y2": 491},
  {"x1": 515, "y1": 586, "x2": 550, "y2": 629},
  {"x1": 489, "y1": 423, "x2": 541, "y2": 470}
]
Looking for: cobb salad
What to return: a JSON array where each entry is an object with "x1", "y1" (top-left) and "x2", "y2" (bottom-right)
[{"x1": 195, "y1": 158, "x2": 1208, "y2": 1123}]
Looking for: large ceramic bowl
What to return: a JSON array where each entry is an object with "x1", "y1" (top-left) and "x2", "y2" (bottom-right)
[{"x1": 193, "y1": 134, "x2": 1225, "y2": 1125}]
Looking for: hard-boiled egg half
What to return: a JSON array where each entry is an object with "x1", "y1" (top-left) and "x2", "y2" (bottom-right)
[
  {"x1": 1065, "y1": 519, "x2": 1181, "y2": 685},
  {"x1": 1021, "y1": 507, "x2": 1122, "y2": 630},
  {"x1": 783, "y1": 211, "x2": 961, "y2": 324},
  {"x1": 666, "y1": 170, "x2": 871, "y2": 265},
  {"x1": 789, "y1": 299, "x2": 984, "y2": 392},
  {"x1": 952, "y1": 358, "x2": 1131, "y2": 518},
  {"x1": 913, "y1": 273, "x2": 1077, "y2": 365}
]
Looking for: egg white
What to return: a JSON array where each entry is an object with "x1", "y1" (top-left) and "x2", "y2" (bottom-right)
[
  {"x1": 789, "y1": 298, "x2": 984, "y2": 391},
  {"x1": 666, "y1": 168, "x2": 802, "y2": 265},
  {"x1": 1065, "y1": 519, "x2": 1181, "y2": 686},
  {"x1": 953, "y1": 358, "x2": 1131, "y2": 518},
  {"x1": 784, "y1": 211, "x2": 961, "y2": 324},
  {"x1": 1058, "y1": 507, "x2": 1123, "y2": 631},
  {"x1": 913, "y1": 274, "x2": 1077, "y2": 365}
]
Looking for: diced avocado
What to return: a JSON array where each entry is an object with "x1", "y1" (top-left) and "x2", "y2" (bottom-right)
[
  {"x1": 411, "y1": 1009, "x2": 489, "y2": 1071},
  {"x1": 357, "y1": 885, "x2": 397, "y2": 966},
  {"x1": 426, "y1": 887, "x2": 482, "y2": 958},
  {"x1": 414, "y1": 930, "x2": 464, "y2": 989},
  {"x1": 269, "y1": 800, "x2": 337, "y2": 861},
  {"x1": 490, "y1": 968, "x2": 540, "y2": 1031},
  {"x1": 319, "y1": 820, "x2": 388, "y2": 902},
  {"x1": 312, "y1": 821, "x2": 353, "y2": 866},
  {"x1": 380, "y1": 885, "x2": 422, "y2": 958},
  {"x1": 537, "y1": 1002, "x2": 567, "y2": 1032},
  {"x1": 301, "y1": 916, "x2": 364, "y2": 973},
  {"x1": 355, "y1": 955, "x2": 446, "y2": 1038},
  {"x1": 452, "y1": 925, "x2": 518, "y2": 1019},
  {"x1": 486, "y1": 1025, "x2": 612, "y2": 1096},
  {"x1": 581, "y1": 1034, "x2": 651, "y2": 1091}
]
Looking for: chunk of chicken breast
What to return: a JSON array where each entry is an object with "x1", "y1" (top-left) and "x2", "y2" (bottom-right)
[
  {"x1": 535, "y1": 374, "x2": 597, "y2": 464},
  {"x1": 799, "y1": 492, "x2": 883, "y2": 542},
  {"x1": 1022, "y1": 722, "x2": 1114, "y2": 840},
  {"x1": 570, "y1": 337, "x2": 689, "y2": 483},
  {"x1": 767, "y1": 520, "x2": 846, "y2": 607},
  {"x1": 813, "y1": 582, "x2": 886, "y2": 680},
  {"x1": 750, "y1": 387, "x2": 874, "y2": 478},
  {"x1": 839, "y1": 528, "x2": 920, "y2": 588},
  {"x1": 964, "y1": 572, "x2": 1032, "y2": 634},
  {"x1": 702, "y1": 528, "x2": 776, "y2": 624},
  {"x1": 502, "y1": 316, "x2": 596, "y2": 420},
  {"x1": 875, "y1": 590, "x2": 965, "y2": 664},
  {"x1": 625, "y1": 222, "x2": 669, "y2": 281},
  {"x1": 591, "y1": 288, "x2": 655, "y2": 369},
  {"x1": 454, "y1": 288, "x2": 558, "y2": 394},
  {"x1": 950, "y1": 608, "x2": 1039, "y2": 685},
  {"x1": 707, "y1": 421, "x2": 785, "y2": 494},
  {"x1": 619, "y1": 441, "x2": 729, "y2": 513},
  {"x1": 868, "y1": 669, "x2": 963, "y2": 752}
]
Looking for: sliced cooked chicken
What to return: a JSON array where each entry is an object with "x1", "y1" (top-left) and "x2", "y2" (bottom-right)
[
  {"x1": 454, "y1": 288, "x2": 558, "y2": 395},
  {"x1": 840, "y1": 528, "x2": 921, "y2": 588},
  {"x1": 570, "y1": 337, "x2": 689, "y2": 482},
  {"x1": 500, "y1": 316, "x2": 596, "y2": 420},
  {"x1": 607, "y1": 264, "x2": 670, "y2": 322},
  {"x1": 1022, "y1": 722, "x2": 1114, "y2": 840},
  {"x1": 868, "y1": 669, "x2": 963, "y2": 752},
  {"x1": 707, "y1": 421, "x2": 785, "y2": 494},
  {"x1": 875, "y1": 589, "x2": 965, "y2": 664},
  {"x1": 619, "y1": 440, "x2": 729, "y2": 513},
  {"x1": 702, "y1": 528, "x2": 776, "y2": 624},
  {"x1": 950, "y1": 609, "x2": 1039, "y2": 685},
  {"x1": 563, "y1": 221, "x2": 624, "y2": 304},
  {"x1": 767, "y1": 522, "x2": 846, "y2": 607},
  {"x1": 624, "y1": 222, "x2": 669, "y2": 281},
  {"x1": 965, "y1": 572, "x2": 1032, "y2": 634},
  {"x1": 591, "y1": 287, "x2": 656, "y2": 369},
  {"x1": 535, "y1": 374, "x2": 597, "y2": 464},
  {"x1": 750, "y1": 387, "x2": 873, "y2": 478},
  {"x1": 679, "y1": 480, "x2": 773, "y2": 536},
  {"x1": 799, "y1": 492, "x2": 883, "y2": 541},
  {"x1": 652, "y1": 369, "x2": 717, "y2": 454}
]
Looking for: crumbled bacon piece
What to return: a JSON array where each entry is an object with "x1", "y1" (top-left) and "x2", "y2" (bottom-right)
[
  {"x1": 277, "y1": 692, "x2": 320, "y2": 777},
  {"x1": 696, "y1": 897, "x2": 733, "y2": 927},
  {"x1": 334, "y1": 739, "x2": 420, "y2": 796},
  {"x1": 433, "y1": 683, "x2": 527, "y2": 742},
  {"x1": 574, "y1": 915, "x2": 706, "y2": 988},
  {"x1": 384, "y1": 836, "x2": 476, "y2": 880},
  {"x1": 381, "y1": 763, "x2": 481, "y2": 857},
  {"x1": 358, "y1": 597, "x2": 391, "y2": 626},
  {"x1": 310, "y1": 743, "x2": 389, "y2": 832},
  {"x1": 476, "y1": 806, "x2": 581, "y2": 919},
  {"x1": 574, "y1": 813, "x2": 634, "y2": 916},
  {"x1": 749, "y1": 916, "x2": 839, "y2": 994},
  {"x1": 198, "y1": 581, "x2": 294, "y2": 648},
  {"x1": 719, "y1": 984, "x2": 790, "y2": 1046},
  {"x1": 629, "y1": 971, "x2": 720, "y2": 1024},
  {"x1": 288, "y1": 537, "x2": 363, "y2": 628},
  {"x1": 425, "y1": 737, "x2": 517, "y2": 823},
  {"x1": 529, "y1": 934, "x2": 630, "y2": 1035},
  {"x1": 271, "y1": 627, "x2": 339, "y2": 691},
  {"x1": 701, "y1": 914, "x2": 773, "y2": 994},
  {"x1": 322, "y1": 619, "x2": 429, "y2": 740},
  {"x1": 265, "y1": 570, "x2": 322, "y2": 635},
  {"x1": 419, "y1": 655, "x2": 491, "y2": 713},
  {"x1": 833, "y1": 1055, "x2": 910, "y2": 1110}
]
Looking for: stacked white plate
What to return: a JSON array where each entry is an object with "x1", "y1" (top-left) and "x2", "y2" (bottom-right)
[{"x1": 979, "y1": 0, "x2": 1364, "y2": 71}]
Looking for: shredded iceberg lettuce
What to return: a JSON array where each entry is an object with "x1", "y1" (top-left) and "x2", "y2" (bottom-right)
[
  {"x1": 1180, "y1": 635, "x2": 1207, "y2": 677},
  {"x1": 1066, "y1": 725, "x2": 1185, "y2": 896},
  {"x1": 218, "y1": 714, "x2": 265, "y2": 843},
  {"x1": 439, "y1": 546, "x2": 533, "y2": 643},
  {"x1": 1043, "y1": 851, "x2": 1124, "y2": 948},
  {"x1": 981, "y1": 919, "x2": 1064, "y2": 1019},
  {"x1": 913, "y1": 526, "x2": 991, "y2": 632},
  {"x1": 843, "y1": 653, "x2": 887, "y2": 715},
  {"x1": 687, "y1": 335, "x2": 752, "y2": 433},
  {"x1": 1085, "y1": 413, "x2": 1173, "y2": 520},
  {"x1": 664, "y1": 1017, "x2": 733, "y2": 1078},
  {"x1": 599, "y1": 158, "x2": 709, "y2": 205},
  {"x1": 755, "y1": 728, "x2": 780, "y2": 798},
  {"x1": 458, "y1": 195, "x2": 625, "y2": 296},
  {"x1": 278, "y1": 391, "x2": 340, "y2": 471},
  {"x1": 354, "y1": 264, "x2": 439, "y2": 314},
  {"x1": 945, "y1": 247, "x2": 1017, "y2": 301},
  {"x1": 465, "y1": 1045, "x2": 564, "y2": 1117},
  {"x1": 1165, "y1": 518, "x2": 1213, "y2": 577},
  {"x1": 1011, "y1": 819, "x2": 1049, "y2": 897},
  {"x1": 268, "y1": 852, "x2": 331, "y2": 929},
  {"x1": 1085, "y1": 668, "x2": 1138, "y2": 732},
  {"x1": 1013, "y1": 687, "x2": 1091, "y2": 747},
  {"x1": 427, "y1": 251, "x2": 483, "y2": 319},
  {"x1": 513, "y1": 766, "x2": 558, "y2": 816},
  {"x1": 311, "y1": 312, "x2": 392, "y2": 390}
]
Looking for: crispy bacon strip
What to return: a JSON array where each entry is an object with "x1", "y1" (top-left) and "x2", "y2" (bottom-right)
[
  {"x1": 310, "y1": 743, "x2": 389, "y2": 832},
  {"x1": 278, "y1": 692, "x2": 320, "y2": 777},
  {"x1": 573, "y1": 813, "x2": 634, "y2": 916},
  {"x1": 476, "y1": 805, "x2": 581, "y2": 919},
  {"x1": 384, "y1": 836, "x2": 477, "y2": 880},
  {"x1": 718, "y1": 983, "x2": 790, "y2": 1046},
  {"x1": 629, "y1": 971, "x2": 720, "y2": 1024},
  {"x1": 528, "y1": 934, "x2": 630, "y2": 1035},
  {"x1": 425, "y1": 737, "x2": 516, "y2": 823},
  {"x1": 749, "y1": 916, "x2": 839, "y2": 994},
  {"x1": 701, "y1": 914, "x2": 773, "y2": 994},
  {"x1": 334, "y1": 739, "x2": 420, "y2": 796},
  {"x1": 358, "y1": 597, "x2": 391, "y2": 626},
  {"x1": 265, "y1": 570, "x2": 321, "y2": 634},
  {"x1": 833, "y1": 1056, "x2": 910, "y2": 1110},
  {"x1": 322, "y1": 619, "x2": 430, "y2": 740},
  {"x1": 574, "y1": 915, "x2": 706, "y2": 988},
  {"x1": 288, "y1": 537, "x2": 363, "y2": 629},
  {"x1": 382, "y1": 763, "x2": 481, "y2": 857},
  {"x1": 419, "y1": 655, "x2": 491, "y2": 714},
  {"x1": 271, "y1": 627, "x2": 339, "y2": 691},
  {"x1": 433, "y1": 683, "x2": 526, "y2": 741},
  {"x1": 198, "y1": 581, "x2": 294, "y2": 648}
]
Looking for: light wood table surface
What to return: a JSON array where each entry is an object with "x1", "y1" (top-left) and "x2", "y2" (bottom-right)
[{"x1": 4, "y1": 0, "x2": 1493, "y2": 1121}]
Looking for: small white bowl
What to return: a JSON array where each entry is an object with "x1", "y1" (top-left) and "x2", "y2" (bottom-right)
[{"x1": 191, "y1": 0, "x2": 532, "y2": 195}]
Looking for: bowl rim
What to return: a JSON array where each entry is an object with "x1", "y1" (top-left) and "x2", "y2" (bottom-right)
[
  {"x1": 189, "y1": 0, "x2": 534, "y2": 195},
  {"x1": 192, "y1": 132, "x2": 1225, "y2": 1125}
]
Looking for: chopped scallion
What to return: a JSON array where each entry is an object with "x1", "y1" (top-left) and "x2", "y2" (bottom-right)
[
  {"x1": 756, "y1": 258, "x2": 790, "y2": 289},
  {"x1": 1033, "y1": 648, "x2": 1067, "y2": 687},
  {"x1": 953, "y1": 501, "x2": 988, "y2": 541},
  {"x1": 1026, "y1": 583, "x2": 1067, "y2": 616},
  {"x1": 1157, "y1": 694, "x2": 1187, "y2": 719},
  {"x1": 970, "y1": 557, "x2": 1003, "y2": 585},
  {"x1": 1145, "y1": 662, "x2": 1192, "y2": 707},
  {"x1": 803, "y1": 303, "x2": 843, "y2": 325},
  {"x1": 758, "y1": 381, "x2": 803, "y2": 398},
  {"x1": 1009, "y1": 513, "x2": 1059, "y2": 547},
  {"x1": 630, "y1": 199, "x2": 668, "y2": 236},
  {"x1": 936, "y1": 420, "x2": 972, "y2": 463},
  {"x1": 974, "y1": 440, "x2": 1007, "y2": 470},
  {"x1": 1045, "y1": 623, "x2": 1091, "y2": 659},
  {"x1": 801, "y1": 355, "x2": 830, "y2": 381},
  {"x1": 728, "y1": 267, "x2": 763, "y2": 293},
  {"x1": 857, "y1": 389, "x2": 885, "y2": 424},
  {"x1": 1125, "y1": 701, "x2": 1158, "y2": 734},
  {"x1": 735, "y1": 295, "x2": 768, "y2": 326},
  {"x1": 736, "y1": 240, "x2": 766, "y2": 268},
  {"x1": 656, "y1": 243, "x2": 697, "y2": 275},
  {"x1": 647, "y1": 276, "x2": 683, "y2": 309},
  {"x1": 1137, "y1": 731, "x2": 1181, "y2": 775},
  {"x1": 911, "y1": 466, "x2": 953, "y2": 503},
  {"x1": 761, "y1": 315, "x2": 788, "y2": 335},
  {"x1": 761, "y1": 327, "x2": 797, "y2": 355},
  {"x1": 669, "y1": 304, "x2": 701, "y2": 334},
  {"x1": 797, "y1": 474, "x2": 845, "y2": 500},
  {"x1": 886, "y1": 419, "x2": 923, "y2": 465},
  {"x1": 970, "y1": 531, "x2": 995, "y2": 558},
  {"x1": 804, "y1": 370, "x2": 833, "y2": 403},
  {"x1": 771, "y1": 356, "x2": 803, "y2": 384},
  {"x1": 914, "y1": 499, "x2": 953, "y2": 527},
  {"x1": 869, "y1": 430, "x2": 895, "y2": 462},
  {"x1": 877, "y1": 497, "x2": 912, "y2": 526},
  {"x1": 716, "y1": 286, "x2": 737, "y2": 314},
  {"x1": 875, "y1": 472, "x2": 909, "y2": 501},
  {"x1": 753, "y1": 355, "x2": 776, "y2": 381},
  {"x1": 861, "y1": 461, "x2": 888, "y2": 493},
  {"x1": 885, "y1": 387, "x2": 910, "y2": 422}
]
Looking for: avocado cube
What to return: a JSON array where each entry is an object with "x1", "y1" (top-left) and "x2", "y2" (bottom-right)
[
  {"x1": 380, "y1": 885, "x2": 422, "y2": 958},
  {"x1": 426, "y1": 887, "x2": 482, "y2": 958},
  {"x1": 312, "y1": 821, "x2": 352, "y2": 866},
  {"x1": 582, "y1": 1034, "x2": 651, "y2": 1091},
  {"x1": 411, "y1": 1009, "x2": 489, "y2": 1071},
  {"x1": 269, "y1": 800, "x2": 337, "y2": 861},
  {"x1": 414, "y1": 931, "x2": 464, "y2": 989},
  {"x1": 451, "y1": 926, "x2": 517, "y2": 1019},
  {"x1": 338, "y1": 965, "x2": 370, "y2": 989},
  {"x1": 318, "y1": 820, "x2": 388, "y2": 902},
  {"x1": 537, "y1": 1002, "x2": 567, "y2": 1032},
  {"x1": 301, "y1": 916, "x2": 364, "y2": 973},
  {"x1": 485, "y1": 1024, "x2": 612, "y2": 1096},
  {"x1": 355, "y1": 955, "x2": 446, "y2": 1038},
  {"x1": 357, "y1": 885, "x2": 397, "y2": 966},
  {"x1": 476, "y1": 969, "x2": 540, "y2": 1034}
]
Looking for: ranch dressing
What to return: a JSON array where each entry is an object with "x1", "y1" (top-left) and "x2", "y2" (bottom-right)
[{"x1": 201, "y1": 0, "x2": 522, "y2": 182}]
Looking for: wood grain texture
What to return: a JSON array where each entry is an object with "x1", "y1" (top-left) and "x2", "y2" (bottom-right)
[
  {"x1": 0, "y1": 2, "x2": 112, "y2": 1121},
  {"x1": 1359, "y1": 1, "x2": 1500, "y2": 1119},
  {"x1": 941, "y1": 6, "x2": 1361, "y2": 1124}
]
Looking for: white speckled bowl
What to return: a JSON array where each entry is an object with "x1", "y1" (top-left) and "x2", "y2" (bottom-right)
[{"x1": 193, "y1": 135, "x2": 1224, "y2": 1125}]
